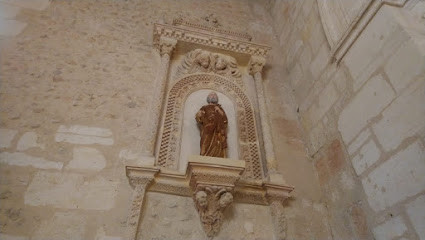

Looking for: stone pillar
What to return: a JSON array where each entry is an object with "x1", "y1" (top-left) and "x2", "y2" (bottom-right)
[
  {"x1": 149, "y1": 36, "x2": 177, "y2": 157},
  {"x1": 248, "y1": 55, "x2": 277, "y2": 175},
  {"x1": 125, "y1": 167, "x2": 159, "y2": 240}
]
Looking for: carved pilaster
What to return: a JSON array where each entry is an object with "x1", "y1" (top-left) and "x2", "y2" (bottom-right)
[
  {"x1": 125, "y1": 167, "x2": 159, "y2": 240},
  {"x1": 248, "y1": 55, "x2": 278, "y2": 175},
  {"x1": 148, "y1": 36, "x2": 177, "y2": 158},
  {"x1": 265, "y1": 182, "x2": 292, "y2": 240}
]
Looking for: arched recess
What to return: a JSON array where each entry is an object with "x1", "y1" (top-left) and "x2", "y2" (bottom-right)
[{"x1": 157, "y1": 73, "x2": 263, "y2": 180}]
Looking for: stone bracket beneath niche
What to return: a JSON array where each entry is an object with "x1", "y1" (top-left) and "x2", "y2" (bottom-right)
[
  {"x1": 126, "y1": 160, "x2": 293, "y2": 206},
  {"x1": 125, "y1": 156, "x2": 293, "y2": 239}
]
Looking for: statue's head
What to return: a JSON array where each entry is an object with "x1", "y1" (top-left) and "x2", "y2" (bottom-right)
[
  {"x1": 207, "y1": 92, "x2": 219, "y2": 104},
  {"x1": 196, "y1": 191, "x2": 208, "y2": 208}
]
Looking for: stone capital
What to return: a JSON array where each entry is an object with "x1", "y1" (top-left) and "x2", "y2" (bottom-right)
[
  {"x1": 158, "y1": 36, "x2": 177, "y2": 56},
  {"x1": 248, "y1": 55, "x2": 266, "y2": 75}
]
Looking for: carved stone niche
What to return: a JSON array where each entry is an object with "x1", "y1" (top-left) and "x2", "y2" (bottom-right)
[{"x1": 188, "y1": 156, "x2": 245, "y2": 238}]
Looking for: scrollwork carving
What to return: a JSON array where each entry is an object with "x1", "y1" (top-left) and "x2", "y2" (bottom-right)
[{"x1": 194, "y1": 186, "x2": 234, "y2": 238}]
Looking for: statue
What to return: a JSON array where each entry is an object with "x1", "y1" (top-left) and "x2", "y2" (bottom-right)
[{"x1": 195, "y1": 92, "x2": 228, "y2": 158}]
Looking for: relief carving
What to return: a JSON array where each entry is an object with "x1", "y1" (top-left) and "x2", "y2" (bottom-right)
[
  {"x1": 176, "y1": 49, "x2": 243, "y2": 87},
  {"x1": 194, "y1": 186, "x2": 234, "y2": 238}
]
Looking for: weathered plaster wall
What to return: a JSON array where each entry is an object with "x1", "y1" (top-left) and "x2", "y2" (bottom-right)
[
  {"x1": 0, "y1": 0, "x2": 331, "y2": 239},
  {"x1": 268, "y1": 0, "x2": 425, "y2": 239}
]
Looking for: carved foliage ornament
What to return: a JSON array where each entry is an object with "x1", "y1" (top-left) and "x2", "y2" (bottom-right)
[{"x1": 175, "y1": 49, "x2": 243, "y2": 87}]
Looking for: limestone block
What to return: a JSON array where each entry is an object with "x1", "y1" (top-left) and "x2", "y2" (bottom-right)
[
  {"x1": 55, "y1": 125, "x2": 113, "y2": 145},
  {"x1": 351, "y1": 139, "x2": 380, "y2": 176},
  {"x1": 384, "y1": 34, "x2": 425, "y2": 93},
  {"x1": 66, "y1": 147, "x2": 106, "y2": 171},
  {"x1": 310, "y1": 43, "x2": 329, "y2": 79},
  {"x1": 24, "y1": 171, "x2": 118, "y2": 210},
  {"x1": 0, "y1": 128, "x2": 17, "y2": 148},
  {"x1": 0, "y1": 234, "x2": 28, "y2": 240},
  {"x1": 373, "y1": 79, "x2": 425, "y2": 151},
  {"x1": 372, "y1": 216, "x2": 407, "y2": 240},
  {"x1": 0, "y1": 0, "x2": 51, "y2": 11},
  {"x1": 0, "y1": 152, "x2": 63, "y2": 170},
  {"x1": 0, "y1": 19, "x2": 26, "y2": 36},
  {"x1": 57, "y1": 125, "x2": 112, "y2": 137},
  {"x1": 347, "y1": 128, "x2": 371, "y2": 155},
  {"x1": 306, "y1": 81, "x2": 338, "y2": 125},
  {"x1": 32, "y1": 212, "x2": 86, "y2": 240},
  {"x1": 344, "y1": 5, "x2": 410, "y2": 91},
  {"x1": 338, "y1": 74, "x2": 395, "y2": 143},
  {"x1": 0, "y1": 2, "x2": 20, "y2": 18},
  {"x1": 362, "y1": 142, "x2": 425, "y2": 211},
  {"x1": 17, "y1": 132, "x2": 44, "y2": 151},
  {"x1": 406, "y1": 194, "x2": 425, "y2": 240}
]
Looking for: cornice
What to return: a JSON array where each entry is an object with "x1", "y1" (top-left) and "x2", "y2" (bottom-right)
[{"x1": 153, "y1": 23, "x2": 271, "y2": 57}]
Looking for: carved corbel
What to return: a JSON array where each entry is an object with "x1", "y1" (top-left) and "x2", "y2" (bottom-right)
[
  {"x1": 248, "y1": 55, "x2": 266, "y2": 76},
  {"x1": 158, "y1": 36, "x2": 177, "y2": 56},
  {"x1": 187, "y1": 156, "x2": 245, "y2": 238}
]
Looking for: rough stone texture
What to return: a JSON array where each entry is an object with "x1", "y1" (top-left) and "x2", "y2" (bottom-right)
[
  {"x1": 66, "y1": 147, "x2": 106, "y2": 171},
  {"x1": 406, "y1": 194, "x2": 425, "y2": 240},
  {"x1": 16, "y1": 132, "x2": 44, "y2": 151},
  {"x1": 24, "y1": 171, "x2": 118, "y2": 210},
  {"x1": 362, "y1": 142, "x2": 425, "y2": 211},
  {"x1": 0, "y1": 129, "x2": 18, "y2": 148},
  {"x1": 32, "y1": 212, "x2": 87, "y2": 240},
  {"x1": 372, "y1": 216, "x2": 407, "y2": 240},
  {"x1": 347, "y1": 128, "x2": 371, "y2": 156}
]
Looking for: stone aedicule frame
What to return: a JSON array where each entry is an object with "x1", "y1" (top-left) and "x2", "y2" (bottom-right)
[{"x1": 125, "y1": 21, "x2": 294, "y2": 239}]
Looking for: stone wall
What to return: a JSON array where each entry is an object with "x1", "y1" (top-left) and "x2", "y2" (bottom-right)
[
  {"x1": 268, "y1": 0, "x2": 425, "y2": 239},
  {"x1": 0, "y1": 0, "x2": 331, "y2": 239}
]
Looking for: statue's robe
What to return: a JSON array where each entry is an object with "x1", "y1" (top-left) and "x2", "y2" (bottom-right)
[{"x1": 195, "y1": 104, "x2": 228, "y2": 158}]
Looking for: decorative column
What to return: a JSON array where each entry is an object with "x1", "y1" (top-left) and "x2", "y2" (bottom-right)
[
  {"x1": 248, "y1": 55, "x2": 278, "y2": 175},
  {"x1": 149, "y1": 36, "x2": 177, "y2": 157},
  {"x1": 125, "y1": 167, "x2": 159, "y2": 240}
]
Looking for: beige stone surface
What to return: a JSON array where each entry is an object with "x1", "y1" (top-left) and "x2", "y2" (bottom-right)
[
  {"x1": 373, "y1": 79, "x2": 425, "y2": 151},
  {"x1": 16, "y1": 132, "x2": 44, "y2": 151},
  {"x1": 372, "y1": 216, "x2": 407, "y2": 240},
  {"x1": 0, "y1": 128, "x2": 17, "y2": 148},
  {"x1": 406, "y1": 194, "x2": 425, "y2": 240},
  {"x1": 32, "y1": 212, "x2": 87, "y2": 240},
  {"x1": 338, "y1": 74, "x2": 395, "y2": 143},
  {"x1": 362, "y1": 142, "x2": 425, "y2": 211},
  {"x1": 24, "y1": 171, "x2": 118, "y2": 210},
  {"x1": 0, "y1": 152, "x2": 62, "y2": 170},
  {"x1": 66, "y1": 147, "x2": 106, "y2": 171}
]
